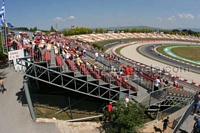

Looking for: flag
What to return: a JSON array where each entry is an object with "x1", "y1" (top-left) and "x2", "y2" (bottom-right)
[
  {"x1": 7, "y1": 22, "x2": 14, "y2": 28},
  {"x1": 0, "y1": 0, "x2": 5, "y2": 26}
]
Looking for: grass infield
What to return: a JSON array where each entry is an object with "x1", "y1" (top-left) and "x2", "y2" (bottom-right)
[
  {"x1": 156, "y1": 45, "x2": 200, "y2": 66},
  {"x1": 171, "y1": 46, "x2": 200, "y2": 61}
]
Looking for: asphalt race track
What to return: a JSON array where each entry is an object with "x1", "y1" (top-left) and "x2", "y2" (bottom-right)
[{"x1": 139, "y1": 43, "x2": 200, "y2": 74}]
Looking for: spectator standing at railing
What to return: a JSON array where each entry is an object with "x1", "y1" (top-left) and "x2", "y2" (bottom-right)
[
  {"x1": 95, "y1": 52, "x2": 98, "y2": 61},
  {"x1": 83, "y1": 49, "x2": 86, "y2": 54},
  {"x1": 124, "y1": 65, "x2": 131, "y2": 81},
  {"x1": 193, "y1": 117, "x2": 200, "y2": 132},
  {"x1": 16, "y1": 31, "x2": 23, "y2": 41},
  {"x1": 154, "y1": 76, "x2": 160, "y2": 91},
  {"x1": 193, "y1": 92, "x2": 200, "y2": 115}
]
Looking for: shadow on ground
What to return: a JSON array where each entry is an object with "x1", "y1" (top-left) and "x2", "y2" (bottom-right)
[
  {"x1": 16, "y1": 87, "x2": 28, "y2": 106},
  {"x1": 153, "y1": 125, "x2": 162, "y2": 133},
  {"x1": 0, "y1": 70, "x2": 8, "y2": 78}
]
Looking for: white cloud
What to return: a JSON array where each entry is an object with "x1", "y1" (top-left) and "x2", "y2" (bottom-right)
[
  {"x1": 167, "y1": 16, "x2": 175, "y2": 21},
  {"x1": 54, "y1": 16, "x2": 75, "y2": 21},
  {"x1": 68, "y1": 16, "x2": 75, "y2": 20},
  {"x1": 178, "y1": 13, "x2": 194, "y2": 19},
  {"x1": 54, "y1": 17, "x2": 63, "y2": 21}
]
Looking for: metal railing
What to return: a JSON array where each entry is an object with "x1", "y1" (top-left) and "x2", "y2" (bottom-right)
[
  {"x1": 172, "y1": 100, "x2": 194, "y2": 133},
  {"x1": 158, "y1": 98, "x2": 192, "y2": 120}
]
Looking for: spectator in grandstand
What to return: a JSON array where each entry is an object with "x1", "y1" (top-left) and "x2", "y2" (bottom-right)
[
  {"x1": 83, "y1": 49, "x2": 86, "y2": 54},
  {"x1": 56, "y1": 41, "x2": 63, "y2": 54},
  {"x1": 124, "y1": 65, "x2": 131, "y2": 81},
  {"x1": 110, "y1": 76, "x2": 115, "y2": 86},
  {"x1": 33, "y1": 43, "x2": 42, "y2": 62},
  {"x1": 119, "y1": 69, "x2": 124, "y2": 75},
  {"x1": 173, "y1": 79, "x2": 179, "y2": 88},
  {"x1": 75, "y1": 57, "x2": 83, "y2": 66},
  {"x1": 16, "y1": 31, "x2": 23, "y2": 41},
  {"x1": 10, "y1": 39, "x2": 19, "y2": 50},
  {"x1": 193, "y1": 92, "x2": 200, "y2": 115},
  {"x1": 164, "y1": 80, "x2": 170, "y2": 87},
  {"x1": 95, "y1": 52, "x2": 98, "y2": 61},
  {"x1": 154, "y1": 76, "x2": 160, "y2": 91},
  {"x1": 65, "y1": 52, "x2": 71, "y2": 59}
]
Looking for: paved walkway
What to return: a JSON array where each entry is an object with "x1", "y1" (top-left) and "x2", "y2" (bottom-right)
[
  {"x1": 0, "y1": 67, "x2": 103, "y2": 133},
  {"x1": 0, "y1": 67, "x2": 60, "y2": 133}
]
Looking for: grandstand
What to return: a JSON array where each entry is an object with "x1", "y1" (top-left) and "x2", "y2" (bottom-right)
[{"x1": 1, "y1": 27, "x2": 198, "y2": 132}]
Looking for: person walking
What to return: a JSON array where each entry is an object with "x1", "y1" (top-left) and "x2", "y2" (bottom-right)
[
  {"x1": 125, "y1": 96, "x2": 130, "y2": 107},
  {"x1": 193, "y1": 117, "x2": 200, "y2": 133},
  {"x1": 162, "y1": 116, "x2": 170, "y2": 133},
  {"x1": 0, "y1": 77, "x2": 6, "y2": 94}
]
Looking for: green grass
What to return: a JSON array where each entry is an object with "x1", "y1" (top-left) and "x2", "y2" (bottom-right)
[
  {"x1": 156, "y1": 46, "x2": 169, "y2": 55},
  {"x1": 171, "y1": 47, "x2": 200, "y2": 61},
  {"x1": 156, "y1": 46, "x2": 200, "y2": 66},
  {"x1": 34, "y1": 104, "x2": 100, "y2": 121}
]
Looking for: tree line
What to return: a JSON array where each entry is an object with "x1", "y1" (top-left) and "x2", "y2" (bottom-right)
[{"x1": 10, "y1": 26, "x2": 200, "y2": 37}]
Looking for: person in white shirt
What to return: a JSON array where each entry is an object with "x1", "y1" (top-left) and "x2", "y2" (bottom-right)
[
  {"x1": 23, "y1": 36, "x2": 30, "y2": 45},
  {"x1": 125, "y1": 96, "x2": 130, "y2": 107},
  {"x1": 95, "y1": 52, "x2": 98, "y2": 61},
  {"x1": 65, "y1": 52, "x2": 71, "y2": 59},
  {"x1": 154, "y1": 76, "x2": 160, "y2": 91},
  {"x1": 16, "y1": 32, "x2": 23, "y2": 41},
  {"x1": 83, "y1": 49, "x2": 86, "y2": 54}
]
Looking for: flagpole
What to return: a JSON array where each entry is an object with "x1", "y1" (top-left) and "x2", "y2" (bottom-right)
[
  {"x1": 1, "y1": 26, "x2": 5, "y2": 54},
  {"x1": 4, "y1": 25, "x2": 8, "y2": 53}
]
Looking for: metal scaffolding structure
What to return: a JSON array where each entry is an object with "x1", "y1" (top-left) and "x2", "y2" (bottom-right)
[{"x1": 15, "y1": 57, "x2": 137, "y2": 102}]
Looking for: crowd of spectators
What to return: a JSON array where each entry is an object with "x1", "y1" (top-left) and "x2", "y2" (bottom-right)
[{"x1": 4, "y1": 31, "x2": 196, "y2": 100}]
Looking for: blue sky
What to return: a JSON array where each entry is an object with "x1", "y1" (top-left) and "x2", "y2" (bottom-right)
[{"x1": 4, "y1": 0, "x2": 200, "y2": 30}]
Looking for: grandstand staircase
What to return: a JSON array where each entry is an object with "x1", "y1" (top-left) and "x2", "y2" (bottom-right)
[{"x1": 139, "y1": 87, "x2": 193, "y2": 114}]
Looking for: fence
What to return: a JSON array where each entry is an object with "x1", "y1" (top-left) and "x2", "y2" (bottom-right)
[{"x1": 172, "y1": 100, "x2": 194, "y2": 133}]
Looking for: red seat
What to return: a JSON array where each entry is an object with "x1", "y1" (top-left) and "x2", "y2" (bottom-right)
[
  {"x1": 115, "y1": 79, "x2": 122, "y2": 86},
  {"x1": 43, "y1": 51, "x2": 51, "y2": 61},
  {"x1": 65, "y1": 59, "x2": 77, "y2": 71},
  {"x1": 56, "y1": 56, "x2": 64, "y2": 66},
  {"x1": 130, "y1": 85, "x2": 139, "y2": 92}
]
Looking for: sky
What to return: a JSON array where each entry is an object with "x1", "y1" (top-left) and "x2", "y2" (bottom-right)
[{"x1": 3, "y1": 0, "x2": 200, "y2": 30}]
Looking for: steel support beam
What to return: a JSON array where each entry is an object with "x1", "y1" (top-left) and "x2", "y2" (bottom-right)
[{"x1": 23, "y1": 78, "x2": 36, "y2": 122}]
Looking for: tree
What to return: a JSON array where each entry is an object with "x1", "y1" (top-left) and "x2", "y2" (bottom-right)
[
  {"x1": 33, "y1": 27, "x2": 37, "y2": 32},
  {"x1": 103, "y1": 100, "x2": 146, "y2": 133},
  {"x1": 50, "y1": 26, "x2": 55, "y2": 32}
]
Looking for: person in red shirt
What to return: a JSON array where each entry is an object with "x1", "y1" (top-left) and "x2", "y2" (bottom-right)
[
  {"x1": 124, "y1": 65, "x2": 131, "y2": 81},
  {"x1": 107, "y1": 102, "x2": 113, "y2": 111}
]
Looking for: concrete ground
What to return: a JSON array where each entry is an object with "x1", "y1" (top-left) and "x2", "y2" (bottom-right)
[
  {"x1": 0, "y1": 67, "x2": 103, "y2": 133},
  {"x1": 0, "y1": 67, "x2": 60, "y2": 133}
]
